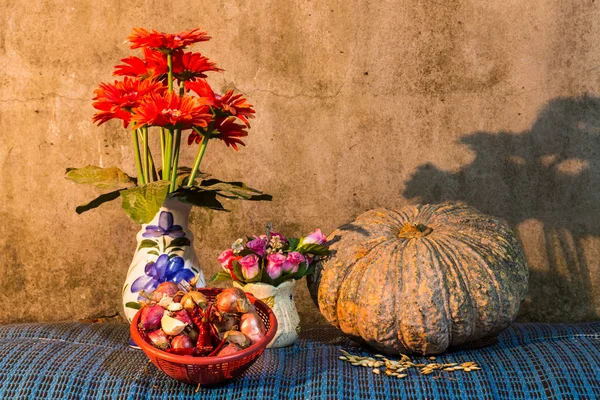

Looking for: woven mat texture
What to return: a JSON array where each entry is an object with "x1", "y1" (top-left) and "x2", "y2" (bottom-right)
[{"x1": 0, "y1": 322, "x2": 599, "y2": 399}]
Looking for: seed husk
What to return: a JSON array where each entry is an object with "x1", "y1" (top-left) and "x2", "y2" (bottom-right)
[
  {"x1": 397, "y1": 374, "x2": 407, "y2": 378},
  {"x1": 429, "y1": 356, "x2": 436, "y2": 360},
  {"x1": 339, "y1": 356, "x2": 348, "y2": 361},
  {"x1": 372, "y1": 368, "x2": 380, "y2": 374},
  {"x1": 374, "y1": 354, "x2": 385, "y2": 358},
  {"x1": 351, "y1": 362, "x2": 361, "y2": 366}
]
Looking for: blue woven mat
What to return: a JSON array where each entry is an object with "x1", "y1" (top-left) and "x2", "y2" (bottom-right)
[{"x1": 0, "y1": 322, "x2": 598, "y2": 399}]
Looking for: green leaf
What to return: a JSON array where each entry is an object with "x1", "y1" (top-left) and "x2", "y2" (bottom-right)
[
  {"x1": 75, "y1": 189, "x2": 122, "y2": 214},
  {"x1": 125, "y1": 301, "x2": 142, "y2": 310},
  {"x1": 287, "y1": 238, "x2": 300, "y2": 252},
  {"x1": 167, "y1": 237, "x2": 191, "y2": 248},
  {"x1": 209, "y1": 271, "x2": 233, "y2": 282},
  {"x1": 137, "y1": 239, "x2": 159, "y2": 251},
  {"x1": 66, "y1": 166, "x2": 135, "y2": 189},
  {"x1": 171, "y1": 166, "x2": 210, "y2": 188},
  {"x1": 292, "y1": 262, "x2": 308, "y2": 280},
  {"x1": 120, "y1": 181, "x2": 171, "y2": 224},
  {"x1": 238, "y1": 248, "x2": 255, "y2": 257},
  {"x1": 168, "y1": 247, "x2": 184, "y2": 253},
  {"x1": 199, "y1": 179, "x2": 272, "y2": 201},
  {"x1": 148, "y1": 250, "x2": 160, "y2": 256},
  {"x1": 232, "y1": 260, "x2": 245, "y2": 283},
  {"x1": 172, "y1": 189, "x2": 226, "y2": 211},
  {"x1": 296, "y1": 243, "x2": 330, "y2": 256}
]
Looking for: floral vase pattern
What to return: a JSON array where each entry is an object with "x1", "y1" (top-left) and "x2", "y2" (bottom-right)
[
  {"x1": 122, "y1": 199, "x2": 205, "y2": 322},
  {"x1": 233, "y1": 280, "x2": 300, "y2": 348}
]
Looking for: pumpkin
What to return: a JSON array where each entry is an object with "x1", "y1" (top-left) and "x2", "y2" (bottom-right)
[{"x1": 307, "y1": 202, "x2": 528, "y2": 355}]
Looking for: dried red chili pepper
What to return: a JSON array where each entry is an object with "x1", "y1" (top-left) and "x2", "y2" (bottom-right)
[{"x1": 191, "y1": 304, "x2": 214, "y2": 355}]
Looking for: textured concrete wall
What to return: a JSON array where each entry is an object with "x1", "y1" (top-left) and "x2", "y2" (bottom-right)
[{"x1": 1, "y1": 0, "x2": 599, "y2": 325}]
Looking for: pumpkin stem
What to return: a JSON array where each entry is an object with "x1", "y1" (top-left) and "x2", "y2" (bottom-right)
[{"x1": 398, "y1": 223, "x2": 433, "y2": 238}]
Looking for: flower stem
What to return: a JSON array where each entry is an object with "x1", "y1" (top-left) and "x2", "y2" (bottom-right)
[
  {"x1": 160, "y1": 127, "x2": 165, "y2": 177},
  {"x1": 142, "y1": 127, "x2": 149, "y2": 183},
  {"x1": 164, "y1": 128, "x2": 172, "y2": 182},
  {"x1": 131, "y1": 129, "x2": 145, "y2": 185},
  {"x1": 169, "y1": 129, "x2": 181, "y2": 192},
  {"x1": 167, "y1": 53, "x2": 173, "y2": 93},
  {"x1": 148, "y1": 147, "x2": 158, "y2": 181},
  {"x1": 188, "y1": 129, "x2": 210, "y2": 186}
]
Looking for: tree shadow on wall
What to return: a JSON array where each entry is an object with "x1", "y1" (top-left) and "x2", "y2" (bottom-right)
[{"x1": 403, "y1": 95, "x2": 600, "y2": 322}]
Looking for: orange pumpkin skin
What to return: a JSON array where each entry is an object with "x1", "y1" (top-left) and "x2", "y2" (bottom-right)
[{"x1": 307, "y1": 202, "x2": 529, "y2": 355}]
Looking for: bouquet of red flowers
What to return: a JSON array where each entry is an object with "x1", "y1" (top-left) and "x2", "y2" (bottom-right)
[
  {"x1": 213, "y1": 225, "x2": 330, "y2": 286},
  {"x1": 66, "y1": 28, "x2": 270, "y2": 223}
]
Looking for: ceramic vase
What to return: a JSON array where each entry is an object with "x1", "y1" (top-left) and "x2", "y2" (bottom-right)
[
  {"x1": 122, "y1": 198, "x2": 205, "y2": 323},
  {"x1": 233, "y1": 280, "x2": 300, "y2": 348}
]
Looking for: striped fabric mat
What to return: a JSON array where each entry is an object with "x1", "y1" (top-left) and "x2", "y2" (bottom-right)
[{"x1": 0, "y1": 322, "x2": 598, "y2": 399}]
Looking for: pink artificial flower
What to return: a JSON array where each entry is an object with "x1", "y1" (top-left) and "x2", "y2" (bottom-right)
[
  {"x1": 247, "y1": 236, "x2": 268, "y2": 257},
  {"x1": 239, "y1": 254, "x2": 261, "y2": 280},
  {"x1": 217, "y1": 249, "x2": 241, "y2": 277},
  {"x1": 300, "y1": 228, "x2": 327, "y2": 246},
  {"x1": 283, "y1": 251, "x2": 305, "y2": 274},
  {"x1": 266, "y1": 253, "x2": 286, "y2": 279}
]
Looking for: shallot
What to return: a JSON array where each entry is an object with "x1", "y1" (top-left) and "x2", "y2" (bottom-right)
[
  {"x1": 240, "y1": 312, "x2": 266, "y2": 344},
  {"x1": 138, "y1": 304, "x2": 164, "y2": 331},
  {"x1": 215, "y1": 288, "x2": 251, "y2": 314},
  {"x1": 180, "y1": 291, "x2": 207, "y2": 311},
  {"x1": 151, "y1": 282, "x2": 179, "y2": 302},
  {"x1": 223, "y1": 330, "x2": 252, "y2": 349},
  {"x1": 147, "y1": 329, "x2": 170, "y2": 349},
  {"x1": 217, "y1": 343, "x2": 243, "y2": 356},
  {"x1": 171, "y1": 334, "x2": 194, "y2": 349}
]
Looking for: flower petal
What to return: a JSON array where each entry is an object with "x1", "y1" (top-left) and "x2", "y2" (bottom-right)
[
  {"x1": 144, "y1": 261, "x2": 158, "y2": 277},
  {"x1": 131, "y1": 275, "x2": 157, "y2": 293},
  {"x1": 158, "y1": 211, "x2": 174, "y2": 230},
  {"x1": 155, "y1": 254, "x2": 170, "y2": 280},
  {"x1": 142, "y1": 226, "x2": 165, "y2": 238},
  {"x1": 169, "y1": 268, "x2": 195, "y2": 284},
  {"x1": 165, "y1": 256, "x2": 185, "y2": 279},
  {"x1": 167, "y1": 225, "x2": 185, "y2": 238}
]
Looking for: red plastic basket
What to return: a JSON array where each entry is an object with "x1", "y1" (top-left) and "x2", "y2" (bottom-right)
[{"x1": 130, "y1": 288, "x2": 278, "y2": 385}]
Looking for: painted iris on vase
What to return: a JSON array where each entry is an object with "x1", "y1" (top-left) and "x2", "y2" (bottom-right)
[
  {"x1": 131, "y1": 254, "x2": 195, "y2": 294},
  {"x1": 142, "y1": 211, "x2": 185, "y2": 238}
]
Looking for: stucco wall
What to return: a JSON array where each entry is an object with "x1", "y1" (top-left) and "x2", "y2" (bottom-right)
[{"x1": 1, "y1": 0, "x2": 599, "y2": 324}]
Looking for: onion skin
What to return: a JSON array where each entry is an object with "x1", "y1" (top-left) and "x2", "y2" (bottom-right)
[
  {"x1": 151, "y1": 282, "x2": 179, "y2": 302},
  {"x1": 173, "y1": 309, "x2": 193, "y2": 325},
  {"x1": 171, "y1": 334, "x2": 194, "y2": 349},
  {"x1": 217, "y1": 343, "x2": 243, "y2": 356},
  {"x1": 223, "y1": 330, "x2": 252, "y2": 349},
  {"x1": 215, "y1": 288, "x2": 251, "y2": 314},
  {"x1": 147, "y1": 329, "x2": 170, "y2": 350},
  {"x1": 210, "y1": 310, "x2": 239, "y2": 334},
  {"x1": 240, "y1": 312, "x2": 266, "y2": 344},
  {"x1": 138, "y1": 305, "x2": 164, "y2": 331},
  {"x1": 181, "y1": 291, "x2": 208, "y2": 312}
]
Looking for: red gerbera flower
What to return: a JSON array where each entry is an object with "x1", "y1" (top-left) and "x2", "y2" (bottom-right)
[
  {"x1": 132, "y1": 92, "x2": 211, "y2": 129},
  {"x1": 213, "y1": 116, "x2": 248, "y2": 150},
  {"x1": 173, "y1": 52, "x2": 223, "y2": 82},
  {"x1": 127, "y1": 28, "x2": 210, "y2": 52},
  {"x1": 113, "y1": 49, "x2": 167, "y2": 79},
  {"x1": 186, "y1": 80, "x2": 255, "y2": 126},
  {"x1": 92, "y1": 77, "x2": 164, "y2": 128}
]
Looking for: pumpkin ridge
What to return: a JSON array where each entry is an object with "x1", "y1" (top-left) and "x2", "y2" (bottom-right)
[
  {"x1": 443, "y1": 233, "x2": 504, "y2": 338},
  {"x1": 433, "y1": 235, "x2": 481, "y2": 338},
  {"x1": 427, "y1": 236, "x2": 476, "y2": 344},
  {"x1": 452, "y1": 230, "x2": 526, "y2": 326},
  {"x1": 356, "y1": 241, "x2": 403, "y2": 350},
  {"x1": 334, "y1": 238, "x2": 394, "y2": 334},
  {"x1": 422, "y1": 237, "x2": 453, "y2": 349}
]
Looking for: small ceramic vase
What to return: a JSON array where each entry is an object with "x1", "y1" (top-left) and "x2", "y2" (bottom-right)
[
  {"x1": 233, "y1": 280, "x2": 300, "y2": 348},
  {"x1": 122, "y1": 198, "x2": 205, "y2": 323}
]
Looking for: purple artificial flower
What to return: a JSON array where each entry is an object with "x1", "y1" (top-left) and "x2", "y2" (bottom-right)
[
  {"x1": 300, "y1": 228, "x2": 327, "y2": 246},
  {"x1": 283, "y1": 251, "x2": 305, "y2": 274},
  {"x1": 247, "y1": 236, "x2": 268, "y2": 257},
  {"x1": 142, "y1": 211, "x2": 185, "y2": 238},
  {"x1": 131, "y1": 254, "x2": 194, "y2": 296},
  {"x1": 239, "y1": 254, "x2": 261, "y2": 280},
  {"x1": 266, "y1": 253, "x2": 286, "y2": 279}
]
